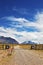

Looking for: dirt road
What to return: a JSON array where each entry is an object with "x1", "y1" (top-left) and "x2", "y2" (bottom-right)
[{"x1": 1, "y1": 45, "x2": 43, "y2": 65}]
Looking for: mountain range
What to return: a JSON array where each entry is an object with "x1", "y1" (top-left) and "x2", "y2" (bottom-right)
[
  {"x1": 0, "y1": 36, "x2": 37, "y2": 44},
  {"x1": 0, "y1": 36, "x2": 19, "y2": 44},
  {"x1": 22, "y1": 41, "x2": 37, "y2": 44}
]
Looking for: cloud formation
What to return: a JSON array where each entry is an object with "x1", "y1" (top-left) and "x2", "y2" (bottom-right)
[
  {"x1": 13, "y1": 7, "x2": 29, "y2": 15},
  {"x1": 0, "y1": 12, "x2": 43, "y2": 43}
]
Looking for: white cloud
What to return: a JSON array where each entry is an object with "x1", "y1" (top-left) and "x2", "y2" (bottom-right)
[
  {"x1": 5, "y1": 16, "x2": 28, "y2": 23},
  {"x1": 0, "y1": 27, "x2": 37, "y2": 43},
  {"x1": 0, "y1": 26, "x2": 43, "y2": 44},
  {"x1": 4, "y1": 13, "x2": 43, "y2": 32},
  {"x1": 0, "y1": 12, "x2": 43, "y2": 44},
  {"x1": 13, "y1": 8, "x2": 29, "y2": 15}
]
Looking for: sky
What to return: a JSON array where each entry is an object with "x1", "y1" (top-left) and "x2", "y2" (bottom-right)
[{"x1": 0, "y1": 0, "x2": 43, "y2": 43}]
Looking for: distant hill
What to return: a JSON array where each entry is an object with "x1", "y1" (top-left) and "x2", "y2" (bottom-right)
[
  {"x1": 22, "y1": 41, "x2": 37, "y2": 44},
  {"x1": 0, "y1": 36, "x2": 19, "y2": 44}
]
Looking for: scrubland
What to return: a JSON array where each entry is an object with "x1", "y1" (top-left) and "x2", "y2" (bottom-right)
[{"x1": 0, "y1": 45, "x2": 43, "y2": 65}]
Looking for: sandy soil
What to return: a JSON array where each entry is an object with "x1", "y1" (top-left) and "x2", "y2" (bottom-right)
[{"x1": 0, "y1": 45, "x2": 43, "y2": 65}]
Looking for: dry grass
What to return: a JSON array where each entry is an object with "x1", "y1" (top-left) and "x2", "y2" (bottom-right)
[
  {"x1": 0, "y1": 49, "x2": 14, "y2": 65},
  {"x1": 19, "y1": 44, "x2": 31, "y2": 49},
  {"x1": 0, "y1": 45, "x2": 43, "y2": 65},
  {"x1": 0, "y1": 50, "x2": 8, "y2": 63}
]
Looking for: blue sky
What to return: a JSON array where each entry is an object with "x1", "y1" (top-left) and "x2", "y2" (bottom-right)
[
  {"x1": 0, "y1": 0, "x2": 43, "y2": 19},
  {"x1": 0, "y1": 0, "x2": 43, "y2": 43}
]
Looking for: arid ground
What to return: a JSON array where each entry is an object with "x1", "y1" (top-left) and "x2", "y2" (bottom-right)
[{"x1": 0, "y1": 45, "x2": 43, "y2": 65}]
